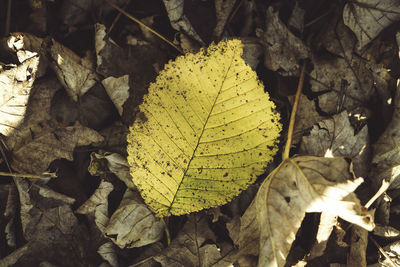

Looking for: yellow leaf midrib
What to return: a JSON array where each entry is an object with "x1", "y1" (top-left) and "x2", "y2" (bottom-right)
[{"x1": 167, "y1": 52, "x2": 236, "y2": 215}]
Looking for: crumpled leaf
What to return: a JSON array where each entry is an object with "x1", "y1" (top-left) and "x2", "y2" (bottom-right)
[
  {"x1": 300, "y1": 111, "x2": 369, "y2": 177},
  {"x1": 46, "y1": 38, "x2": 98, "y2": 101},
  {"x1": 105, "y1": 189, "x2": 164, "y2": 248},
  {"x1": 127, "y1": 39, "x2": 281, "y2": 217},
  {"x1": 101, "y1": 75, "x2": 130, "y2": 116},
  {"x1": 343, "y1": 0, "x2": 400, "y2": 50},
  {"x1": 257, "y1": 7, "x2": 309, "y2": 76},
  {"x1": 238, "y1": 156, "x2": 374, "y2": 267},
  {"x1": 154, "y1": 214, "x2": 220, "y2": 267},
  {"x1": 4, "y1": 77, "x2": 104, "y2": 174},
  {"x1": 0, "y1": 55, "x2": 39, "y2": 137}
]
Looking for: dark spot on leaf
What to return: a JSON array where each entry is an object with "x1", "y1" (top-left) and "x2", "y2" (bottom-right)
[
  {"x1": 285, "y1": 197, "x2": 290, "y2": 203},
  {"x1": 223, "y1": 172, "x2": 228, "y2": 177}
]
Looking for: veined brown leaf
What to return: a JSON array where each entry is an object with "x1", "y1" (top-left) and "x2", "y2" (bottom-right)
[{"x1": 127, "y1": 39, "x2": 281, "y2": 217}]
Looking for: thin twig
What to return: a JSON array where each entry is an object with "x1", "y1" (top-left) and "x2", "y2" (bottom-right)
[
  {"x1": 103, "y1": 0, "x2": 183, "y2": 54},
  {"x1": 0, "y1": 171, "x2": 57, "y2": 179},
  {"x1": 369, "y1": 236, "x2": 397, "y2": 267},
  {"x1": 283, "y1": 63, "x2": 306, "y2": 160}
]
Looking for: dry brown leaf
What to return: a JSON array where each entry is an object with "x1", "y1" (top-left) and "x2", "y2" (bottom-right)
[
  {"x1": 76, "y1": 180, "x2": 114, "y2": 232},
  {"x1": 105, "y1": 189, "x2": 164, "y2": 248},
  {"x1": 213, "y1": 0, "x2": 236, "y2": 40},
  {"x1": 161, "y1": 0, "x2": 204, "y2": 45},
  {"x1": 154, "y1": 214, "x2": 219, "y2": 267},
  {"x1": 300, "y1": 111, "x2": 369, "y2": 177},
  {"x1": 12, "y1": 178, "x2": 90, "y2": 266},
  {"x1": 310, "y1": 16, "x2": 388, "y2": 114},
  {"x1": 0, "y1": 55, "x2": 39, "y2": 137},
  {"x1": 257, "y1": 7, "x2": 309, "y2": 76},
  {"x1": 239, "y1": 156, "x2": 374, "y2": 267},
  {"x1": 4, "y1": 77, "x2": 104, "y2": 174},
  {"x1": 370, "y1": 82, "x2": 400, "y2": 190},
  {"x1": 101, "y1": 75, "x2": 130, "y2": 116},
  {"x1": 46, "y1": 38, "x2": 98, "y2": 101},
  {"x1": 343, "y1": 0, "x2": 400, "y2": 50},
  {"x1": 293, "y1": 94, "x2": 325, "y2": 145}
]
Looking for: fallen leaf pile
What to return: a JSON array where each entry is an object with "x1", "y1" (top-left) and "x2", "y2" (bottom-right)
[{"x1": 1, "y1": 1, "x2": 400, "y2": 266}]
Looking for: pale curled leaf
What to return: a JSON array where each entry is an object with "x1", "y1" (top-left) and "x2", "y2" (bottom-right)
[
  {"x1": 239, "y1": 156, "x2": 374, "y2": 267},
  {"x1": 101, "y1": 75, "x2": 130, "y2": 116},
  {"x1": 47, "y1": 38, "x2": 98, "y2": 101},
  {"x1": 105, "y1": 189, "x2": 164, "y2": 248},
  {"x1": 343, "y1": 0, "x2": 400, "y2": 50},
  {"x1": 127, "y1": 39, "x2": 281, "y2": 217},
  {"x1": 0, "y1": 55, "x2": 39, "y2": 137}
]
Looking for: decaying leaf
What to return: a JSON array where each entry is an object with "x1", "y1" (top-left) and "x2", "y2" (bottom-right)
[
  {"x1": 300, "y1": 111, "x2": 369, "y2": 177},
  {"x1": 293, "y1": 94, "x2": 325, "y2": 145},
  {"x1": 127, "y1": 39, "x2": 281, "y2": 217},
  {"x1": 257, "y1": 7, "x2": 309, "y2": 76},
  {"x1": 238, "y1": 156, "x2": 374, "y2": 267},
  {"x1": 105, "y1": 189, "x2": 164, "y2": 248},
  {"x1": 154, "y1": 214, "x2": 219, "y2": 267},
  {"x1": 310, "y1": 17, "x2": 387, "y2": 114},
  {"x1": 213, "y1": 0, "x2": 236, "y2": 40},
  {"x1": 0, "y1": 55, "x2": 39, "y2": 137},
  {"x1": 343, "y1": 0, "x2": 400, "y2": 50},
  {"x1": 89, "y1": 152, "x2": 135, "y2": 189},
  {"x1": 4, "y1": 77, "x2": 104, "y2": 174}
]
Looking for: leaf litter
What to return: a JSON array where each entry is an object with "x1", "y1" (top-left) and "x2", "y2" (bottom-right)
[{"x1": 1, "y1": 1, "x2": 400, "y2": 266}]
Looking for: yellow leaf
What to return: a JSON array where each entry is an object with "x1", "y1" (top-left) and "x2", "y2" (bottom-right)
[{"x1": 127, "y1": 39, "x2": 281, "y2": 217}]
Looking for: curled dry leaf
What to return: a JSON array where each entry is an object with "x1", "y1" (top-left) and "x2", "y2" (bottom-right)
[
  {"x1": 343, "y1": 0, "x2": 400, "y2": 50},
  {"x1": 105, "y1": 189, "x2": 164, "y2": 248},
  {"x1": 0, "y1": 55, "x2": 39, "y2": 137},
  {"x1": 238, "y1": 156, "x2": 374, "y2": 267}
]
